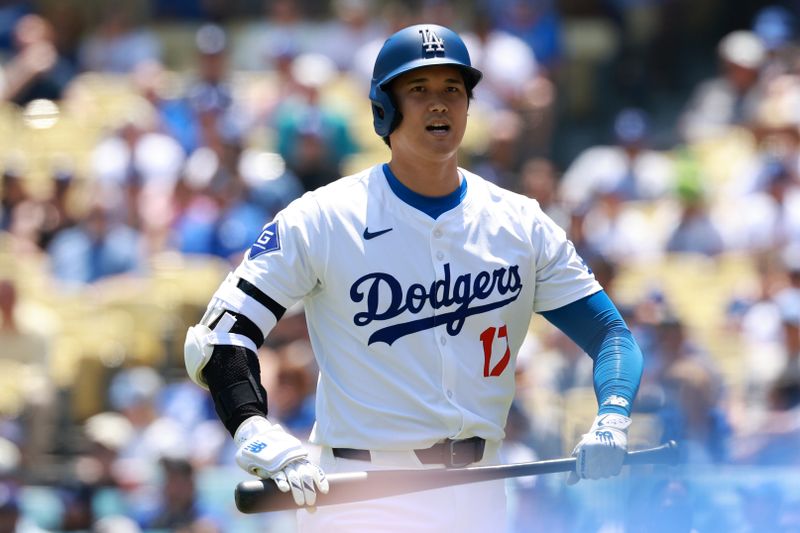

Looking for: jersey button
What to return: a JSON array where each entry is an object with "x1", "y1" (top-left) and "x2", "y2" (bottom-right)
[
  {"x1": 440, "y1": 336, "x2": 447, "y2": 346},
  {"x1": 434, "y1": 229, "x2": 442, "y2": 238},
  {"x1": 446, "y1": 390, "x2": 453, "y2": 398},
  {"x1": 436, "y1": 251, "x2": 445, "y2": 260}
]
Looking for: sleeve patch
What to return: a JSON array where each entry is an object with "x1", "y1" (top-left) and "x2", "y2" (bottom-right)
[
  {"x1": 249, "y1": 221, "x2": 281, "y2": 259},
  {"x1": 601, "y1": 395, "x2": 630, "y2": 408}
]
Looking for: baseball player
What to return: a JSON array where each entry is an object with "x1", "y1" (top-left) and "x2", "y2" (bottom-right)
[{"x1": 184, "y1": 23, "x2": 644, "y2": 532}]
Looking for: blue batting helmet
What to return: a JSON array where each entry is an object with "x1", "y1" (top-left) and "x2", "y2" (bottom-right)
[{"x1": 369, "y1": 24, "x2": 482, "y2": 138}]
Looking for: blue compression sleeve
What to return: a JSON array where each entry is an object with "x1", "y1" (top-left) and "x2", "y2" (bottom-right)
[{"x1": 540, "y1": 290, "x2": 643, "y2": 416}]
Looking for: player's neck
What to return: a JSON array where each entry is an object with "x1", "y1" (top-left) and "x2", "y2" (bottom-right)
[{"x1": 387, "y1": 157, "x2": 461, "y2": 197}]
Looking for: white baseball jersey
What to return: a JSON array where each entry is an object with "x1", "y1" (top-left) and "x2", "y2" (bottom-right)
[{"x1": 225, "y1": 164, "x2": 600, "y2": 450}]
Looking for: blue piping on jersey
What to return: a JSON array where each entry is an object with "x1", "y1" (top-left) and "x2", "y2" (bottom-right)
[
  {"x1": 383, "y1": 163, "x2": 467, "y2": 220},
  {"x1": 540, "y1": 290, "x2": 643, "y2": 417}
]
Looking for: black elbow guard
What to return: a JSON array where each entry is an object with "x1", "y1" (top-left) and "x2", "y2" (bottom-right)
[{"x1": 203, "y1": 344, "x2": 269, "y2": 436}]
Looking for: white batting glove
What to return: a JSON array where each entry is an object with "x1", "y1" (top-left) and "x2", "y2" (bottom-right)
[
  {"x1": 234, "y1": 416, "x2": 329, "y2": 506},
  {"x1": 567, "y1": 414, "x2": 631, "y2": 484}
]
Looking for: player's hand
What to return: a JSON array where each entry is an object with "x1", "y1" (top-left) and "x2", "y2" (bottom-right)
[
  {"x1": 234, "y1": 416, "x2": 329, "y2": 506},
  {"x1": 567, "y1": 414, "x2": 631, "y2": 484}
]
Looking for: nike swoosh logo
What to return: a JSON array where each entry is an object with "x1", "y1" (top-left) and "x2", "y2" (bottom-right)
[{"x1": 363, "y1": 227, "x2": 393, "y2": 240}]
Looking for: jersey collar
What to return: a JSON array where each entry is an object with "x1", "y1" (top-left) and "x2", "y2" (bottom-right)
[{"x1": 382, "y1": 163, "x2": 467, "y2": 220}]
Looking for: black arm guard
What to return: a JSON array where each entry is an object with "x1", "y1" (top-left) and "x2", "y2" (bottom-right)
[{"x1": 203, "y1": 311, "x2": 269, "y2": 436}]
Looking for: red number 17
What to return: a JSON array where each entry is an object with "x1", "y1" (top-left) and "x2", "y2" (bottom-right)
[{"x1": 479, "y1": 325, "x2": 511, "y2": 377}]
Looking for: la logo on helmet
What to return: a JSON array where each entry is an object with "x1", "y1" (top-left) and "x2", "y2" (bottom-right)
[{"x1": 420, "y1": 28, "x2": 445, "y2": 55}]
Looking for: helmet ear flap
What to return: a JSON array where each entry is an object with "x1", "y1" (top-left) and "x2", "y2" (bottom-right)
[{"x1": 371, "y1": 86, "x2": 399, "y2": 138}]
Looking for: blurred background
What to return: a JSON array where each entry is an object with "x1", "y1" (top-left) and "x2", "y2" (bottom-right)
[{"x1": 0, "y1": 0, "x2": 799, "y2": 531}]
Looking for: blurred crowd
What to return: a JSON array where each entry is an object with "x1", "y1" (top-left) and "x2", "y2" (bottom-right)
[{"x1": 1, "y1": 0, "x2": 800, "y2": 532}]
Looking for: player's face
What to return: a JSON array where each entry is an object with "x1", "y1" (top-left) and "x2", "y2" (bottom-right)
[{"x1": 389, "y1": 65, "x2": 469, "y2": 162}]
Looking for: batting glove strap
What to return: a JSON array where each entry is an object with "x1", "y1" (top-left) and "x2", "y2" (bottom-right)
[
  {"x1": 234, "y1": 416, "x2": 308, "y2": 476},
  {"x1": 573, "y1": 414, "x2": 631, "y2": 480}
]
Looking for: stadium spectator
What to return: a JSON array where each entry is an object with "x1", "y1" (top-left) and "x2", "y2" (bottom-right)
[
  {"x1": 462, "y1": 9, "x2": 539, "y2": 111},
  {"x1": 77, "y1": 5, "x2": 160, "y2": 73},
  {"x1": 773, "y1": 244, "x2": 800, "y2": 376},
  {"x1": 560, "y1": 108, "x2": 674, "y2": 209},
  {"x1": 106, "y1": 367, "x2": 181, "y2": 465},
  {"x1": 470, "y1": 109, "x2": 525, "y2": 191},
  {"x1": 0, "y1": 167, "x2": 27, "y2": 236},
  {"x1": 77, "y1": 412, "x2": 133, "y2": 490},
  {"x1": 502, "y1": 401, "x2": 544, "y2": 533},
  {"x1": 519, "y1": 156, "x2": 569, "y2": 230},
  {"x1": 130, "y1": 59, "x2": 194, "y2": 150},
  {"x1": 1, "y1": 162, "x2": 78, "y2": 253},
  {"x1": 648, "y1": 314, "x2": 729, "y2": 463},
  {"x1": 572, "y1": 184, "x2": 663, "y2": 263},
  {"x1": 46, "y1": 200, "x2": 145, "y2": 285},
  {"x1": 349, "y1": 2, "x2": 416, "y2": 87},
  {"x1": 480, "y1": 0, "x2": 562, "y2": 73},
  {"x1": 265, "y1": 341, "x2": 317, "y2": 440},
  {"x1": 515, "y1": 322, "x2": 593, "y2": 461},
  {"x1": 56, "y1": 482, "x2": 96, "y2": 531},
  {"x1": 0, "y1": 2, "x2": 30, "y2": 58},
  {"x1": 726, "y1": 158, "x2": 800, "y2": 253},
  {"x1": 0, "y1": 14, "x2": 75, "y2": 106},
  {"x1": 664, "y1": 171, "x2": 725, "y2": 257},
  {"x1": 0, "y1": 278, "x2": 55, "y2": 478},
  {"x1": 0, "y1": 275, "x2": 49, "y2": 366},
  {"x1": 231, "y1": 0, "x2": 313, "y2": 72},
  {"x1": 752, "y1": 5, "x2": 799, "y2": 82},
  {"x1": 678, "y1": 30, "x2": 767, "y2": 142},
  {"x1": 316, "y1": 0, "x2": 385, "y2": 72},
  {"x1": 0, "y1": 480, "x2": 50, "y2": 533},
  {"x1": 168, "y1": 168, "x2": 224, "y2": 256},
  {"x1": 34, "y1": 167, "x2": 77, "y2": 250},
  {"x1": 730, "y1": 371, "x2": 800, "y2": 466},
  {"x1": 271, "y1": 52, "x2": 357, "y2": 192},
  {"x1": 136, "y1": 456, "x2": 221, "y2": 532},
  {"x1": 184, "y1": 24, "x2": 237, "y2": 153}
]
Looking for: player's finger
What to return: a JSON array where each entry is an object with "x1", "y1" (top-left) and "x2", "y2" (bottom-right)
[
  {"x1": 313, "y1": 464, "x2": 329, "y2": 494},
  {"x1": 297, "y1": 463, "x2": 318, "y2": 506},
  {"x1": 566, "y1": 470, "x2": 579, "y2": 485},
  {"x1": 285, "y1": 464, "x2": 306, "y2": 506},
  {"x1": 272, "y1": 470, "x2": 291, "y2": 493}
]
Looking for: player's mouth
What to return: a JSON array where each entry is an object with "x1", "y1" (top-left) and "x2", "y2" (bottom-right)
[{"x1": 426, "y1": 122, "x2": 451, "y2": 136}]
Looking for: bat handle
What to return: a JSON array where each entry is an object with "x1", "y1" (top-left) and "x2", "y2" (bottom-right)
[{"x1": 236, "y1": 479, "x2": 279, "y2": 513}]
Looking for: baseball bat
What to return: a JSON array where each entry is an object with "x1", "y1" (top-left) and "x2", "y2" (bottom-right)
[{"x1": 235, "y1": 440, "x2": 679, "y2": 513}]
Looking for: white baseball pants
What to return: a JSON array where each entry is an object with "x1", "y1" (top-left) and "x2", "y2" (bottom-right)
[{"x1": 297, "y1": 442, "x2": 507, "y2": 533}]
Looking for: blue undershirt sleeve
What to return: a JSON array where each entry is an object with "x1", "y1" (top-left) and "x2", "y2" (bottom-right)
[{"x1": 540, "y1": 290, "x2": 643, "y2": 416}]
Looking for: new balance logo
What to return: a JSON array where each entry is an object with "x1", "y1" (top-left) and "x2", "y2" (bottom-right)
[
  {"x1": 595, "y1": 431, "x2": 616, "y2": 447},
  {"x1": 419, "y1": 28, "x2": 445, "y2": 55},
  {"x1": 363, "y1": 227, "x2": 393, "y2": 240},
  {"x1": 245, "y1": 441, "x2": 268, "y2": 454}
]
